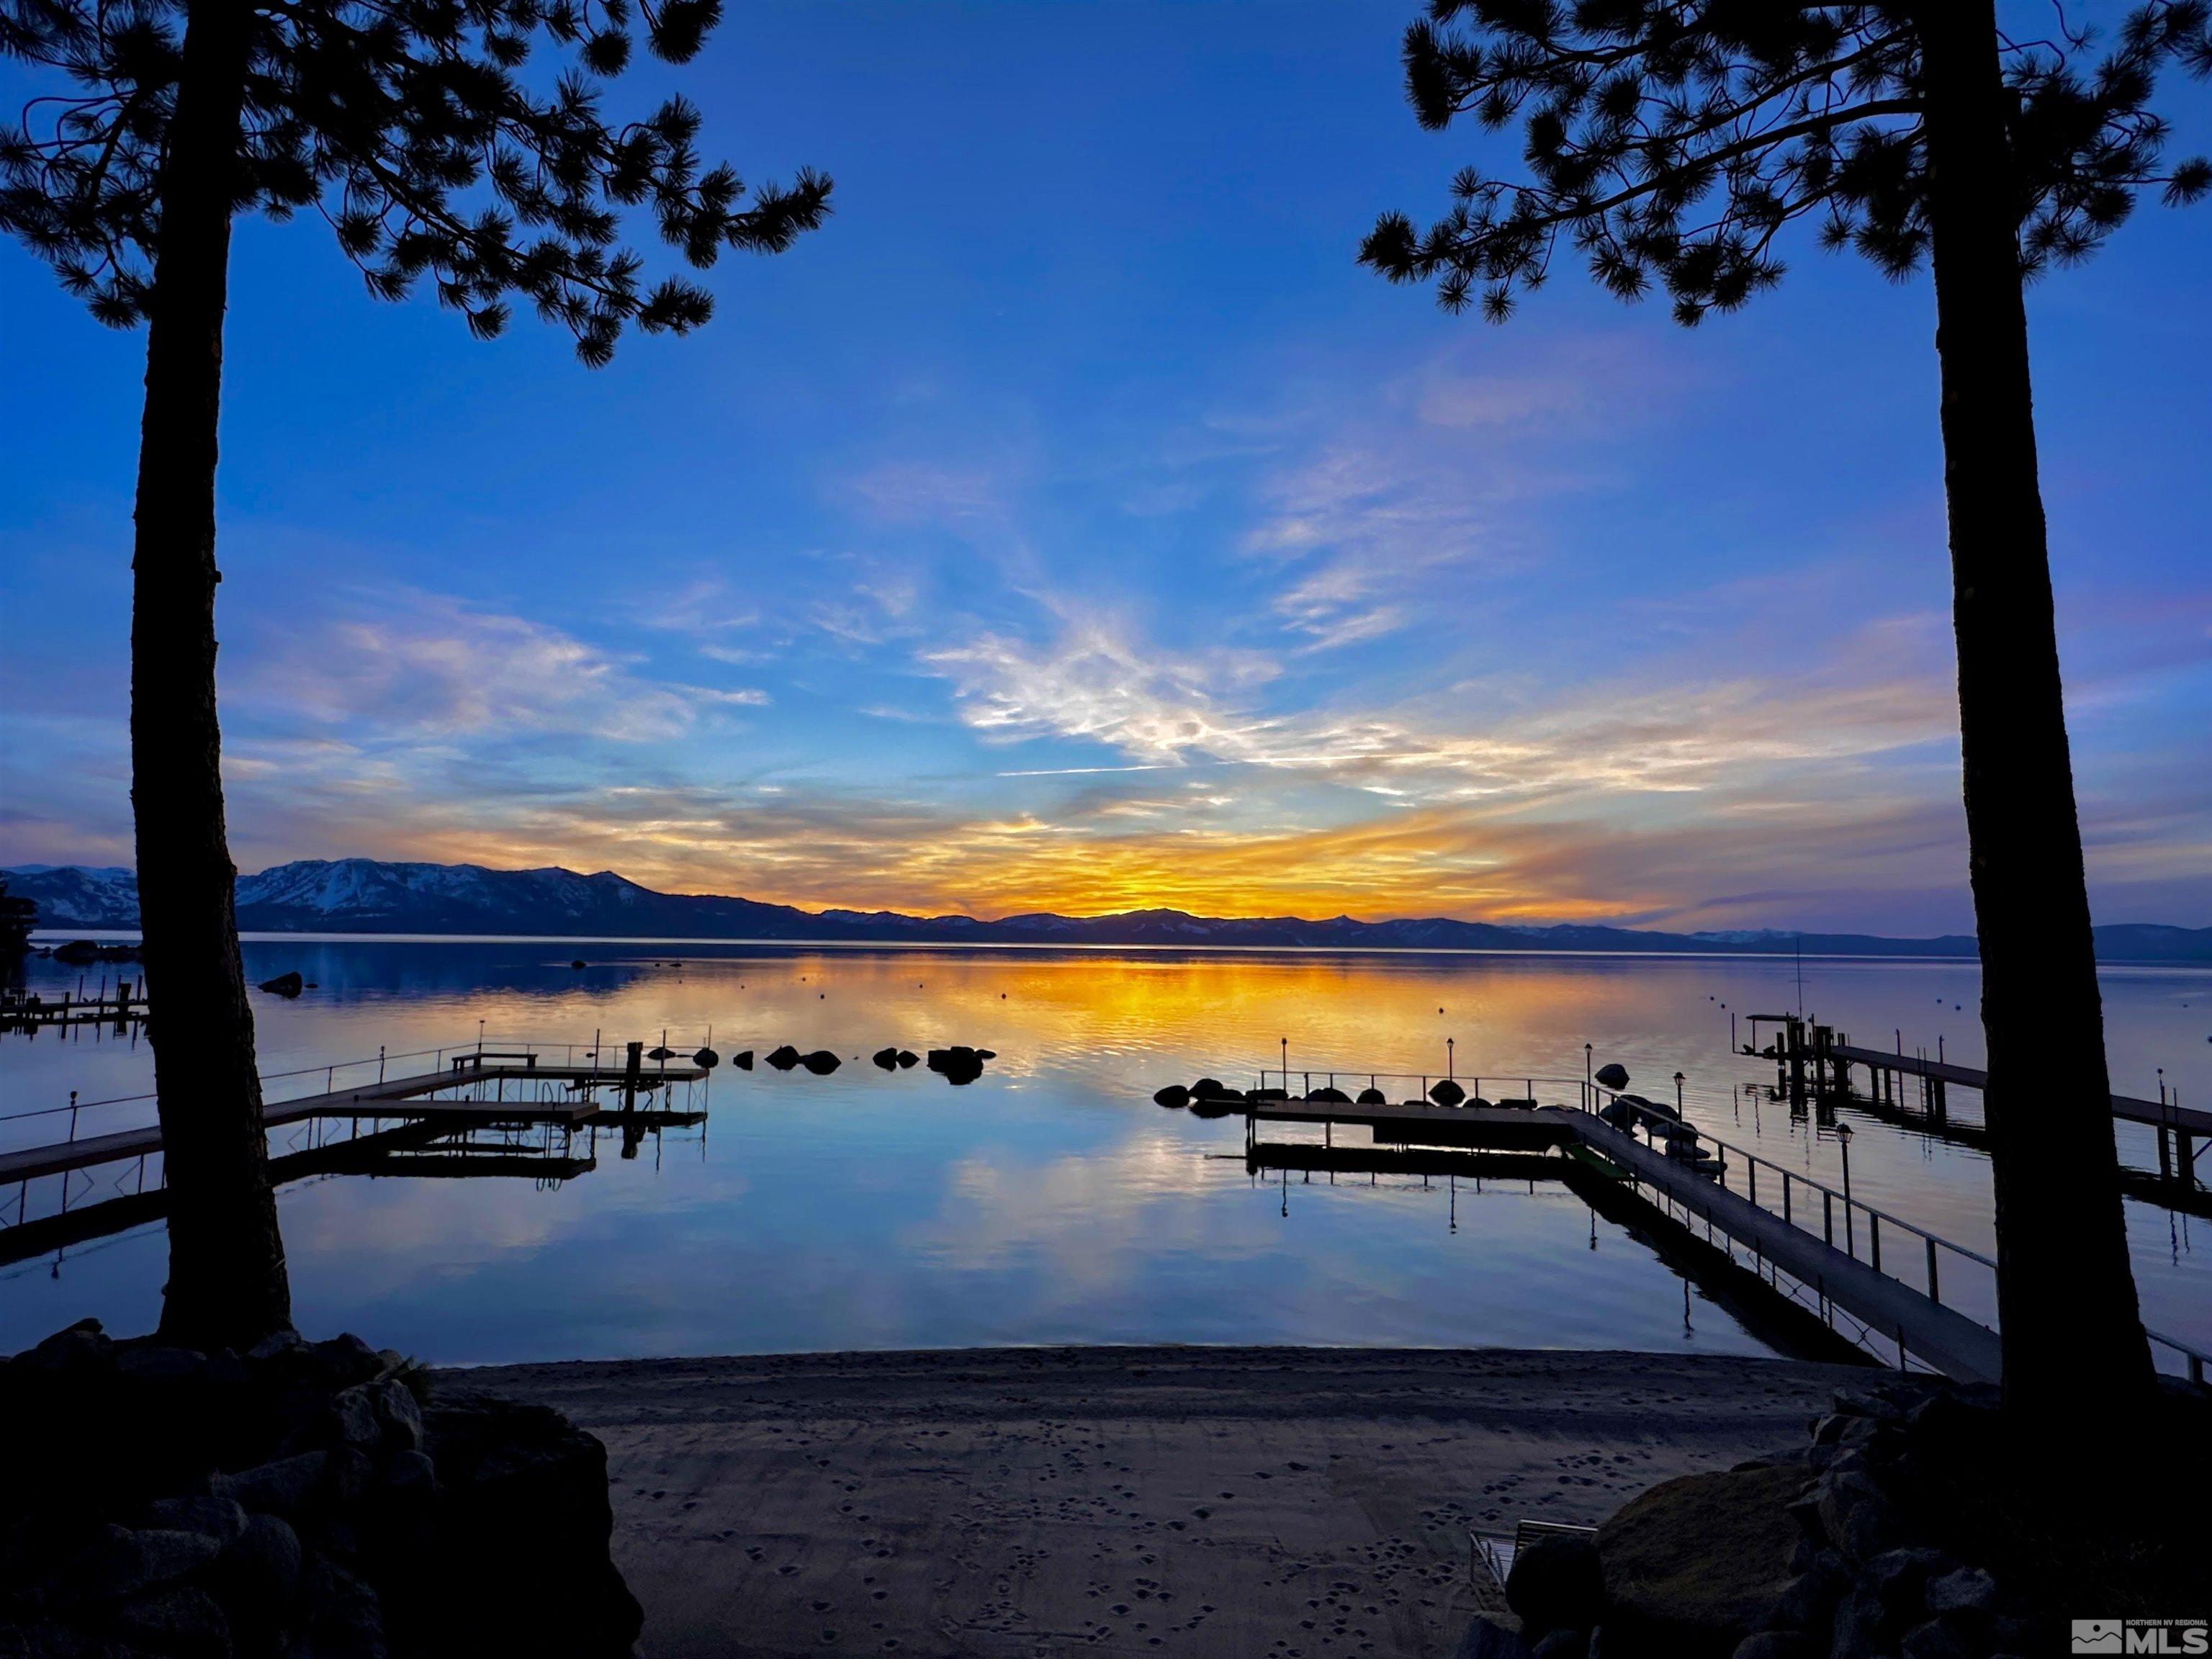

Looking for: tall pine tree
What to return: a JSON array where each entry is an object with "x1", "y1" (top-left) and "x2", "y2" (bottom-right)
[
  {"x1": 4, "y1": 0, "x2": 830, "y2": 1349},
  {"x1": 1362, "y1": 0, "x2": 2210, "y2": 1417}
]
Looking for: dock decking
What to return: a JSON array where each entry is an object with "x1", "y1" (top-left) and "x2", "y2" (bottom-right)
[
  {"x1": 1231, "y1": 1083, "x2": 2204, "y2": 1389},
  {"x1": 1829, "y1": 1043, "x2": 2211, "y2": 1138},
  {"x1": 0, "y1": 1059, "x2": 708, "y2": 1187}
]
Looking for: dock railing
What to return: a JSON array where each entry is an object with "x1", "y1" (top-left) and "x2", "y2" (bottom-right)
[
  {"x1": 1572, "y1": 1083, "x2": 2209, "y2": 1389},
  {"x1": 1240, "y1": 1058, "x2": 2208, "y2": 1389},
  {"x1": 0, "y1": 1027, "x2": 722, "y2": 1146}
]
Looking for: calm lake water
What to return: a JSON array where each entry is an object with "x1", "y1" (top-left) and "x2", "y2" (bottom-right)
[{"x1": 3, "y1": 940, "x2": 2207, "y2": 1369}]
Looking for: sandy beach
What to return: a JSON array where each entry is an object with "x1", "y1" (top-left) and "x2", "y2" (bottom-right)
[{"x1": 469, "y1": 1345, "x2": 1861, "y2": 1659}]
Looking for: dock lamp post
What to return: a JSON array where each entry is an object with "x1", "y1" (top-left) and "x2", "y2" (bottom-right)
[
  {"x1": 1836, "y1": 1121, "x2": 1854, "y2": 1205},
  {"x1": 1673, "y1": 1072, "x2": 1685, "y2": 1115},
  {"x1": 1280, "y1": 1036, "x2": 1287, "y2": 1091}
]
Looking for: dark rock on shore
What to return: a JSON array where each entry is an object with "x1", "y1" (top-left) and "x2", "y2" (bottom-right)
[
  {"x1": 1596, "y1": 1463, "x2": 1803, "y2": 1654},
  {"x1": 415, "y1": 1392, "x2": 642, "y2": 1655},
  {"x1": 1506, "y1": 1532, "x2": 1602, "y2": 1640},
  {"x1": 1, "y1": 1318, "x2": 641, "y2": 1659}
]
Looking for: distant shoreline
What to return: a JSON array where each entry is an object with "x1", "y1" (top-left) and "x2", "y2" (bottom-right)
[
  {"x1": 13, "y1": 858, "x2": 2211, "y2": 961},
  {"x1": 25, "y1": 927, "x2": 2212, "y2": 968}
]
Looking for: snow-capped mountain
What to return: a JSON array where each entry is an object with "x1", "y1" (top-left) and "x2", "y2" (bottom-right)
[{"x1": 4, "y1": 858, "x2": 2206, "y2": 959}]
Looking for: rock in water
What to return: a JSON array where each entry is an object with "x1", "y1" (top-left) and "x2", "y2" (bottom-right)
[
  {"x1": 570, "y1": 958, "x2": 587, "y2": 970},
  {"x1": 734, "y1": 1050, "x2": 755, "y2": 1070},
  {"x1": 257, "y1": 971, "x2": 305, "y2": 998},
  {"x1": 692, "y1": 1047, "x2": 719, "y2": 1069},
  {"x1": 1191, "y1": 1076, "x2": 1228, "y2": 1098},
  {"x1": 765, "y1": 1045, "x2": 801, "y2": 1071},
  {"x1": 1308, "y1": 1085, "x2": 1352, "y2": 1104},
  {"x1": 873, "y1": 1047, "x2": 900, "y2": 1071},
  {"x1": 926, "y1": 1046, "x2": 988, "y2": 1085},
  {"x1": 1153, "y1": 1084, "x2": 1191, "y2": 1108},
  {"x1": 800, "y1": 1050, "x2": 841, "y2": 1075},
  {"x1": 1595, "y1": 1062, "x2": 1630, "y2": 1089},
  {"x1": 1429, "y1": 1078, "x2": 1467, "y2": 1107},
  {"x1": 1357, "y1": 1087, "x2": 1388, "y2": 1105},
  {"x1": 896, "y1": 1050, "x2": 919, "y2": 1067}
]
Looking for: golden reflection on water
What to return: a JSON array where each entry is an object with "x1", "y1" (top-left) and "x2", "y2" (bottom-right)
[{"x1": 3, "y1": 942, "x2": 2206, "y2": 1364}]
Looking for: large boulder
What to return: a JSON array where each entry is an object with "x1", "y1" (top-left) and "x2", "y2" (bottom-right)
[
  {"x1": 1429, "y1": 1078, "x2": 1468, "y2": 1107},
  {"x1": 1506, "y1": 1532, "x2": 1603, "y2": 1639},
  {"x1": 1153, "y1": 1084, "x2": 1190, "y2": 1108},
  {"x1": 1597, "y1": 1465, "x2": 1805, "y2": 1657},
  {"x1": 415, "y1": 1392, "x2": 642, "y2": 1656}
]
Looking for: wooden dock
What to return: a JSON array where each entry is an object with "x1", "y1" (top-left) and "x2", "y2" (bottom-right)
[
  {"x1": 0, "y1": 1056, "x2": 707, "y2": 1188},
  {"x1": 1828, "y1": 1042, "x2": 2211, "y2": 1137},
  {"x1": 1228, "y1": 1082, "x2": 2206, "y2": 1390}
]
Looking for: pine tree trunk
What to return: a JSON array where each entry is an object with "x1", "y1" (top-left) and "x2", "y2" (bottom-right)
[
  {"x1": 1917, "y1": 1, "x2": 2153, "y2": 1416},
  {"x1": 133, "y1": 0, "x2": 292, "y2": 1350}
]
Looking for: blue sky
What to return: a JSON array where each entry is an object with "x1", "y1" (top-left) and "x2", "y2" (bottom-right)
[{"x1": 3, "y1": 1, "x2": 2208, "y2": 932}]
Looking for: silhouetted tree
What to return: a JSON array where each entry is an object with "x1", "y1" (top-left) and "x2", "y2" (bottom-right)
[
  {"x1": 0, "y1": 876, "x2": 35, "y2": 956},
  {"x1": 1363, "y1": 0, "x2": 2210, "y2": 1417},
  {"x1": 3, "y1": 0, "x2": 830, "y2": 1349}
]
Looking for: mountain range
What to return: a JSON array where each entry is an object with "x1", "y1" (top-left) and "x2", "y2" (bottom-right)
[{"x1": 6, "y1": 858, "x2": 2210, "y2": 961}]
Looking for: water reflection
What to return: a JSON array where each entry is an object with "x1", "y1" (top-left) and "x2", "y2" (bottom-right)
[{"x1": 1, "y1": 940, "x2": 2205, "y2": 1364}]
